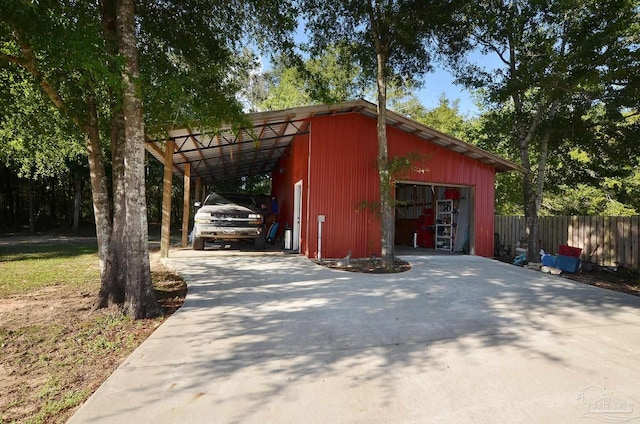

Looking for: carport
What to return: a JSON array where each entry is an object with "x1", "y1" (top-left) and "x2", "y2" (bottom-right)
[
  {"x1": 147, "y1": 99, "x2": 520, "y2": 259},
  {"x1": 145, "y1": 102, "x2": 375, "y2": 257}
]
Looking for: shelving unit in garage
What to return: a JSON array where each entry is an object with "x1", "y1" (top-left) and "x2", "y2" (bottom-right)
[{"x1": 435, "y1": 199, "x2": 456, "y2": 251}]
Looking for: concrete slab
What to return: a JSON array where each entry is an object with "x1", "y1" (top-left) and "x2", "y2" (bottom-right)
[{"x1": 68, "y1": 255, "x2": 640, "y2": 423}]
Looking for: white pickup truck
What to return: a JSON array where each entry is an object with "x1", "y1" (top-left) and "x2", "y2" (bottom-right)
[{"x1": 192, "y1": 192, "x2": 267, "y2": 250}]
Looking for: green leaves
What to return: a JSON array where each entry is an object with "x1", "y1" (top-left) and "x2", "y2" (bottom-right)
[
  {"x1": 0, "y1": 65, "x2": 84, "y2": 179},
  {"x1": 0, "y1": 0, "x2": 299, "y2": 171},
  {"x1": 258, "y1": 45, "x2": 365, "y2": 111},
  {"x1": 301, "y1": 0, "x2": 464, "y2": 86},
  {"x1": 451, "y1": 0, "x2": 639, "y2": 219},
  {"x1": 138, "y1": 0, "x2": 297, "y2": 131}
]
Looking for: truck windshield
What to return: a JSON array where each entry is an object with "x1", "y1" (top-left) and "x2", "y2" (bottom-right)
[{"x1": 204, "y1": 193, "x2": 232, "y2": 205}]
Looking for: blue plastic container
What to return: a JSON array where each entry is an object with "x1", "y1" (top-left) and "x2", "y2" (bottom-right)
[
  {"x1": 542, "y1": 255, "x2": 557, "y2": 267},
  {"x1": 556, "y1": 255, "x2": 580, "y2": 273}
]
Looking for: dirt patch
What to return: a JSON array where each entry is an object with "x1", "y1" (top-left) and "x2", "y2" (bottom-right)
[
  {"x1": 0, "y1": 250, "x2": 186, "y2": 424},
  {"x1": 316, "y1": 257, "x2": 411, "y2": 273},
  {"x1": 564, "y1": 268, "x2": 640, "y2": 297}
]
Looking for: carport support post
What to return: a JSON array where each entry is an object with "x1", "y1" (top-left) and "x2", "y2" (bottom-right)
[
  {"x1": 160, "y1": 139, "x2": 175, "y2": 258},
  {"x1": 181, "y1": 164, "x2": 191, "y2": 248},
  {"x1": 195, "y1": 176, "x2": 202, "y2": 202}
]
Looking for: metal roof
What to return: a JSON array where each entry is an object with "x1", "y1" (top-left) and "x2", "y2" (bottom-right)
[{"x1": 145, "y1": 99, "x2": 520, "y2": 183}]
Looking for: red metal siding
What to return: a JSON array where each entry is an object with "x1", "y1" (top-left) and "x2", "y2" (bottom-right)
[
  {"x1": 306, "y1": 114, "x2": 381, "y2": 259},
  {"x1": 273, "y1": 112, "x2": 498, "y2": 259}
]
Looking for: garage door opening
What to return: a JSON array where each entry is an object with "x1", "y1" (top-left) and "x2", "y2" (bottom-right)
[{"x1": 395, "y1": 183, "x2": 474, "y2": 254}]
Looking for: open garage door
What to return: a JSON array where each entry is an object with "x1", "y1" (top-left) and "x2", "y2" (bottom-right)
[{"x1": 395, "y1": 183, "x2": 473, "y2": 254}]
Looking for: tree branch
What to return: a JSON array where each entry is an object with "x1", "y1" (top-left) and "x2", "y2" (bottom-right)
[
  {"x1": 7, "y1": 30, "x2": 71, "y2": 118},
  {"x1": 0, "y1": 51, "x2": 28, "y2": 67},
  {"x1": 472, "y1": 32, "x2": 510, "y2": 67}
]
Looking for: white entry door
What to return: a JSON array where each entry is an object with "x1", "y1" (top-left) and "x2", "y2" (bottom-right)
[{"x1": 293, "y1": 180, "x2": 303, "y2": 252}]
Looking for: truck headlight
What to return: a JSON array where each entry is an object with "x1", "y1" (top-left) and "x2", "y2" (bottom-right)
[
  {"x1": 248, "y1": 213, "x2": 263, "y2": 224},
  {"x1": 195, "y1": 213, "x2": 211, "y2": 224}
]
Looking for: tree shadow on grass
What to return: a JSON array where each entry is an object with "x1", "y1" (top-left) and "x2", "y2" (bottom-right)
[{"x1": 0, "y1": 235, "x2": 97, "y2": 262}]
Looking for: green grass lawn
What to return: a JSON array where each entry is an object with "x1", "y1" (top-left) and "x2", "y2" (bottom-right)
[
  {"x1": 0, "y1": 239, "x2": 100, "y2": 297},
  {"x1": 0, "y1": 236, "x2": 184, "y2": 423}
]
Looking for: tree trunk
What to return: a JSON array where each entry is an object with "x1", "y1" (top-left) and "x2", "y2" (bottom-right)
[
  {"x1": 519, "y1": 101, "x2": 558, "y2": 263},
  {"x1": 72, "y1": 171, "x2": 82, "y2": 234},
  {"x1": 49, "y1": 179, "x2": 57, "y2": 225},
  {"x1": 106, "y1": 110, "x2": 128, "y2": 306},
  {"x1": 370, "y1": 7, "x2": 395, "y2": 269},
  {"x1": 523, "y1": 171, "x2": 539, "y2": 263},
  {"x1": 518, "y1": 134, "x2": 539, "y2": 263},
  {"x1": 2, "y1": 166, "x2": 13, "y2": 226},
  {"x1": 512, "y1": 105, "x2": 533, "y2": 263},
  {"x1": 117, "y1": 0, "x2": 161, "y2": 319},
  {"x1": 93, "y1": 0, "x2": 127, "y2": 308},
  {"x1": 83, "y1": 97, "x2": 115, "y2": 301},
  {"x1": 28, "y1": 179, "x2": 36, "y2": 234},
  {"x1": 521, "y1": 129, "x2": 551, "y2": 263},
  {"x1": 376, "y1": 68, "x2": 394, "y2": 268}
]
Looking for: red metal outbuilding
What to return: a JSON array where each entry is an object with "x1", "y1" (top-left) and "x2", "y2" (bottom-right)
[
  {"x1": 147, "y1": 99, "x2": 520, "y2": 259},
  {"x1": 270, "y1": 101, "x2": 520, "y2": 259}
]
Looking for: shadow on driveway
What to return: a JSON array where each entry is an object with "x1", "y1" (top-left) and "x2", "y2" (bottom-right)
[{"x1": 69, "y1": 254, "x2": 640, "y2": 423}]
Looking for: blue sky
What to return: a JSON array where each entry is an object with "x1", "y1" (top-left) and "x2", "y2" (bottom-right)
[
  {"x1": 417, "y1": 69, "x2": 477, "y2": 116},
  {"x1": 417, "y1": 49, "x2": 505, "y2": 117}
]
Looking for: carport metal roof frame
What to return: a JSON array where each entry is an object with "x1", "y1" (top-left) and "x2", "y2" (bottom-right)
[{"x1": 146, "y1": 99, "x2": 521, "y2": 185}]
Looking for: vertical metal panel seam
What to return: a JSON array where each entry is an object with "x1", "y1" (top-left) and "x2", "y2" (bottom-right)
[{"x1": 305, "y1": 122, "x2": 312, "y2": 257}]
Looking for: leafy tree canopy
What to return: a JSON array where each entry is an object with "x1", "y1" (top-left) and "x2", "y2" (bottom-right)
[
  {"x1": 0, "y1": 65, "x2": 85, "y2": 179},
  {"x1": 258, "y1": 44, "x2": 365, "y2": 111}
]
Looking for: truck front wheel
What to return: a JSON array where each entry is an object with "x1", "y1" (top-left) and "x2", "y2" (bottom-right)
[
  {"x1": 254, "y1": 231, "x2": 266, "y2": 250},
  {"x1": 193, "y1": 235, "x2": 205, "y2": 250}
]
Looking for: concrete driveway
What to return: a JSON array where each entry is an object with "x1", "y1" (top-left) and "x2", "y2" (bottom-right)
[{"x1": 69, "y1": 253, "x2": 640, "y2": 423}]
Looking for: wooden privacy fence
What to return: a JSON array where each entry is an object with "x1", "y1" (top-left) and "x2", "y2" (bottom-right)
[{"x1": 494, "y1": 216, "x2": 640, "y2": 268}]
